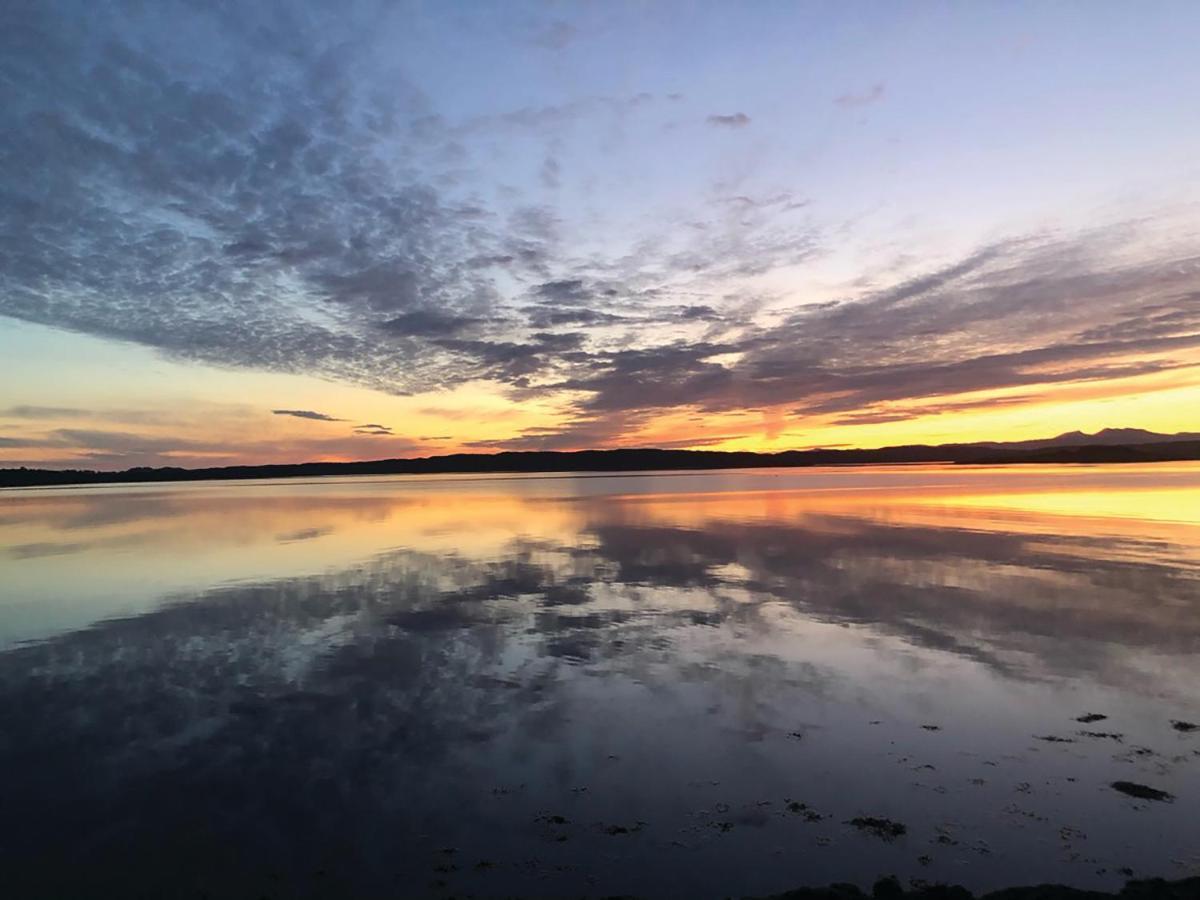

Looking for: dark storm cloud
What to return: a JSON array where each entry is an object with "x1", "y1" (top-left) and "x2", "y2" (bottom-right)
[
  {"x1": 706, "y1": 113, "x2": 751, "y2": 127},
  {"x1": 272, "y1": 410, "x2": 344, "y2": 422}
]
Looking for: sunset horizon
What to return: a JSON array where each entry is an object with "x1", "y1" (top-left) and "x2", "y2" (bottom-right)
[{"x1": 3, "y1": 4, "x2": 1200, "y2": 898}]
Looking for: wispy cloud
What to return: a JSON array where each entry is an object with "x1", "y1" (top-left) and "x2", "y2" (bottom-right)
[
  {"x1": 2, "y1": 405, "x2": 88, "y2": 419},
  {"x1": 706, "y1": 112, "x2": 751, "y2": 127},
  {"x1": 272, "y1": 410, "x2": 345, "y2": 422},
  {"x1": 834, "y1": 83, "x2": 885, "y2": 108},
  {"x1": 531, "y1": 20, "x2": 576, "y2": 51}
]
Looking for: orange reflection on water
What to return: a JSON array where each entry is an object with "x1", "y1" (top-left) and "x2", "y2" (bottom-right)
[{"x1": 4, "y1": 462, "x2": 1200, "y2": 646}]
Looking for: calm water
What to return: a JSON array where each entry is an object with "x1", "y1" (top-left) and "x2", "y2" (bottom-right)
[{"x1": 2, "y1": 464, "x2": 1199, "y2": 898}]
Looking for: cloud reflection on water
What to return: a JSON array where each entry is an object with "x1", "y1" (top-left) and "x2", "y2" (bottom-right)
[{"x1": 1, "y1": 466, "x2": 1199, "y2": 897}]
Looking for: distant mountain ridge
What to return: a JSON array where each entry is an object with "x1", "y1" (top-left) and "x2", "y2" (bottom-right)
[
  {"x1": 2, "y1": 428, "x2": 1198, "y2": 488},
  {"x1": 974, "y1": 428, "x2": 1200, "y2": 450}
]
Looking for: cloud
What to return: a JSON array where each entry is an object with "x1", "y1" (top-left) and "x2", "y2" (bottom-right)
[
  {"x1": 0, "y1": 2, "x2": 825, "y2": 424},
  {"x1": 0, "y1": 427, "x2": 423, "y2": 469},
  {"x1": 834, "y1": 83, "x2": 885, "y2": 108},
  {"x1": 354, "y1": 424, "x2": 394, "y2": 435},
  {"x1": 1, "y1": 1, "x2": 1197, "y2": 458},
  {"x1": 0, "y1": 405, "x2": 174, "y2": 426},
  {"x1": 508, "y1": 222, "x2": 1200, "y2": 444},
  {"x1": 540, "y1": 156, "x2": 561, "y2": 190},
  {"x1": 2, "y1": 406, "x2": 88, "y2": 419},
  {"x1": 0, "y1": 3, "x2": 524, "y2": 397},
  {"x1": 378, "y1": 311, "x2": 485, "y2": 338},
  {"x1": 454, "y1": 93, "x2": 656, "y2": 136},
  {"x1": 826, "y1": 394, "x2": 1042, "y2": 426},
  {"x1": 531, "y1": 21, "x2": 576, "y2": 51},
  {"x1": 534, "y1": 279, "x2": 590, "y2": 303},
  {"x1": 716, "y1": 192, "x2": 808, "y2": 212},
  {"x1": 706, "y1": 112, "x2": 751, "y2": 127},
  {"x1": 272, "y1": 409, "x2": 345, "y2": 422}
]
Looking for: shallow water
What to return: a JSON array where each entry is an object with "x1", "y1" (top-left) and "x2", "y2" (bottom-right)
[{"x1": 2, "y1": 464, "x2": 1199, "y2": 898}]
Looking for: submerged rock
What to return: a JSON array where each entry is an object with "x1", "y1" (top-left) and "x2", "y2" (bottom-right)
[
  {"x1": 1110, "y1": 781, "x2": 1174, "y2": 802},
  {"x1": 848, "y1": 817, "x2": 907, "y2": 840}
]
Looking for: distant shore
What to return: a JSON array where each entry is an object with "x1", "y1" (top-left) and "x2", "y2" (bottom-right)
[{"x1": 3, "y1": 439, "x2": 1199, "y2": 489}]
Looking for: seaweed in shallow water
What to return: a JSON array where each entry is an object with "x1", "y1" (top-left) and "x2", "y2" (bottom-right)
[{"x1": 848, "y1": 816, "x2": 907, "y2": 840}]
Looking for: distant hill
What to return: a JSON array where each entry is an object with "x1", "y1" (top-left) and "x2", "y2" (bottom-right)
[
  {"x1": 2, "y1": 429, "x2": 1199, "y2": 488},
  {"x1": 974, "y1": 428, "x2": 1200, "y2": 450}
]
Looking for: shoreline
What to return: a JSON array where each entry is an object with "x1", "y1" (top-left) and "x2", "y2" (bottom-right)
[{"x1": 4, "y1": 440, "x2": 1199, "y2": 489}]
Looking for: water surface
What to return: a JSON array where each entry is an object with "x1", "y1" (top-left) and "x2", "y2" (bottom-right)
[{"x1": 2, "y1": 464, "x2": 1199, "y2": 897}]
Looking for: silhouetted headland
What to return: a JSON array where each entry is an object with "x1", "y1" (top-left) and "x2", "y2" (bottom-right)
[{"x1": 3, "y1": 430, "x2": 1199, "y2": 488}]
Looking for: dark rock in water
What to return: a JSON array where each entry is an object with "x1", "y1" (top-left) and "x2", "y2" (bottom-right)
[
  {"x1": 604, "y1": 821, "x2": 644, "y2": 835},
  {"x1": 1034, "y1": 735, "x2": 1075, "y2": 743},
  {"x1": 848, "y1": 817, "x2": 907, "y2": 840},
  {"x1": 1170, "y1": 720, "x2": 1198, "y2": 733},
  {"x1": 786, "y1": 800, "x2": 825, "y2": 822},
  {"x1": 1076, "y1": 713, "x2": 1108, "y2": 723},
  {"x1": 1110, "y1": 781, "x2": 1174, "y2": 802}
]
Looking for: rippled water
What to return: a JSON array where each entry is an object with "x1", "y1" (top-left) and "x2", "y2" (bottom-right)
[{"x1": 2, "y1": 465, "x2": 1199, "y2": 898}]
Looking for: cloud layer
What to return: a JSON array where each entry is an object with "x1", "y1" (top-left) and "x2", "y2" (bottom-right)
[{"x1": 2, "y1": 1, "x2": 1198, "y2": 459}]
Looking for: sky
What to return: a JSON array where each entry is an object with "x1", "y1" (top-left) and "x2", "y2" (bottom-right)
[{"x1": 2, "y1": 0, "x2": 1199, "y2": 470}]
